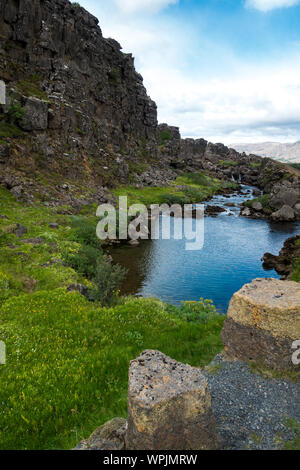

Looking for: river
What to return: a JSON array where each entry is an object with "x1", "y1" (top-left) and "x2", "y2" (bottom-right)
[{"x1": 109, "y1": 185, "x2": 300, "y2": 313}]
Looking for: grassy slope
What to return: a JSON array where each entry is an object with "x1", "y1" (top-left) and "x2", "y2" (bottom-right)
[
  {"x1": 0, "y1": 185, "x2": 225, "y2": 450},
  {"x1": 112, "y1": 172, "x2": 237, "y2": 206}
]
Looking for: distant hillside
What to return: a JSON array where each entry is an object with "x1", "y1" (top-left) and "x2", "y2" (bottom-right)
[{"x1": 231, "y1": 142, "x2": 300, "y2": 164}]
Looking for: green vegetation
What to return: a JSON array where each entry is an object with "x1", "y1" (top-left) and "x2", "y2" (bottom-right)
[
  {"x1": 244, "y1": 194, "x2": 272, "y2": 214},
  {"x1": 250, "y1": 162, "x2": 262, "y2": 169},
  {"x1": 288, "y1": 163, "x2": 300, "y2": 171},
  {"x1": 159, "y1": 129, "x2": 171, "y2": 146},
  {"x1": 6, "y1": 98, "x2": 25, "y2": 124},
  {"x1": 108, "y1": 69, "x2": 119, "y2": 86},
  {"x1": 249, "y1": 360, "x2": 299, "y2": 382},
  {"x1": 128, "y1": 161, "x2": 149, "y2": 176},
  {"x1": 0, "y1": 95, "x2": 25, "y2": 139},
  {"x1": 0, "y1": 119, "x2": 23, "y2": 138},
  {"x1": 282, "y1": 418, "x2": 300, "y2": 450},
  {"x1": 219, "y1": 159, "x2": 239, "y2": 168},
  {"x1": 113, "y1": 172, "x2": 237, "y2": 207},
  {"x1": 0, "y1": 185, "x2": 225, "y2": 449},
  {"x1": 16, "y1": 74, "x2": 48, "y2": 100},
  {"x1": 289, "y1": 238, "x2": 300, "y2": 282}
]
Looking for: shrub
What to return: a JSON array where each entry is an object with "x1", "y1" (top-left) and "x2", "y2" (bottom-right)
[
  {"x1": 6, "y1": 99, "x2": 25, "y2": 124},
  {"x1": 69, "y1": 217, "x2": 102, "y2": 250},
  {"x1": 88, "y1": 257, "x2": 127, "y2": 304},
  {"x1": 63, "y1": 244, "x2": 101, "y2": 278},
  {"x1": 160, "y1": 193, "x2": 189, "y2": 206},
  {"x1": 183, "y1": 187, "x2": 203, "y2": 203},
  {"x1": 166, "y1": 298, "x2": 221, "y2": 324}
]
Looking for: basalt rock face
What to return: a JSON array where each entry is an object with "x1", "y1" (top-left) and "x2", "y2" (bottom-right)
[
  {"x1": 221, "y1": 278, "x2": 300, "y2": 372},
  {"x1": 0, "y1": 0, "x2": 160, "y2": 199},
  {"x1": 126, "y1": 350, "x2": 218, "y2": 450}
]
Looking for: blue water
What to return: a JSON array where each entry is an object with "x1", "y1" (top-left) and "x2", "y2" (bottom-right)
[{"x1": 110, "y1": 186, "x2": 300, "y2": 313}]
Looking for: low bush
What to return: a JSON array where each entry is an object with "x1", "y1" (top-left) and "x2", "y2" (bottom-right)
[
  {"x1": 88, "y1": 257, "x2": 127, "y2": 304},
  {"x1": 166, "y1": 298, "x2": 221, "y2": 324}
]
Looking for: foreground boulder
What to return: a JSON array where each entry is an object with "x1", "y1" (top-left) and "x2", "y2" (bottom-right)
[
  {"x1": 126, "y1": 350, "x2": 218, "y2": 450},
  {"x1": 221, "y1": 278, "x2": 300, "y2": 371}
]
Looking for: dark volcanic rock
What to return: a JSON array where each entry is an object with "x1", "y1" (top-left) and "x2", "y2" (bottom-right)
[
  {"x1": 13, "y1": 223, "x2": 27, "y2": 237},
  {"x1": 262, "y1": 235, "x2": 300, "y2": 279},
  {"x1": 205, "y1": 205, "x2": 226, "y2": 216}
]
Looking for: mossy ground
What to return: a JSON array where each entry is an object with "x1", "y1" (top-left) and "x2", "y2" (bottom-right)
[
  {"x1": 112, "y1": 171, "x2": 237, "y2": 206},
  {"x1": 0, "y1": 185, "x2": 225, "y2": 449},
  {"x1": 244, "y1": 194, "x2": 272, "y2": 215}
]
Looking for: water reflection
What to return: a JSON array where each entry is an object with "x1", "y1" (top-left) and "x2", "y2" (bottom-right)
[{"x1": 109, "y1": 186, "x2": 300, "y2": 313}]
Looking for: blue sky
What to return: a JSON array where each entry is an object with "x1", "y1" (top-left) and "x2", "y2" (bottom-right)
[{"x1": 79, "y1": 0, "x2": 300, "y2": 143}]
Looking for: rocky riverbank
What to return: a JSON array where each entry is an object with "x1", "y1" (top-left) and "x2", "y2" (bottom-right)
[{"x1": 263, "y1": 235, "x2": 300, "y2": 280}]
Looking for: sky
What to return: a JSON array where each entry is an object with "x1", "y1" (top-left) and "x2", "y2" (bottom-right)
[{"x1": 79, "y1": 0, "x2": 300, "y2": 144}]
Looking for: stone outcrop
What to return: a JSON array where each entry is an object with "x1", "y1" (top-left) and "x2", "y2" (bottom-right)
[
  {"x1": 262, "y1": 235, "x2": 300, "y2": 279},
  {"x1": 74, "y1": 418, "x2": 127, "y2": 450},
  {"x1": 271, "y1": 205, "x2": 295, "y2": 222},
  {"x1": 126, "y1": 349, "x2": 218, "y2": 450},
  {"x1": 221, "y1": 278, "x2": 300, "y2": 372}
]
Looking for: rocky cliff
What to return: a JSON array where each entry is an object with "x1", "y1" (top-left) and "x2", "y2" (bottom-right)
[
  {"x1": 0, "y1": 0, "x2": 299, "y2": 215},
  {"x1": 0, "y1": 0, "x2": 164, "y2": 205}
]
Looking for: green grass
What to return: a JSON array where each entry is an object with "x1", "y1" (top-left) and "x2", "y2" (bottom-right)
[
  {"x1": 16, "y1": 74, "x2": 48, "y2": 101},
  {"x1": 283, "y1": 418, "x2": 300, "y2": 450},
  {"x1": 0, "y1": 291, "x2": 224, "y2": 450},
  {"x1": 288, "y1": 238, "x2": 300, "y2": 282},
  {"x1": 244, "y1": 194, "x2": 272, "y2": 214},
  {"x1": 219, "y1": 159, "x2": 239, "y2": 168},
  {"x1": 250, "y1": 162, "x2": 262, "y2": 169},
  {"x1": 112, "y1": 172, "x2": 236, "y2": 207},
  {"x1": 159, "y1": 129, "x2": 171, "y2": 146},
  {"x1": 0, "y1": 119, "x2": 23, "y2": 138},
  {"x1": 249, "y1": 360, "x2": 299, "y2": 382},
  {"x1": 0, "y1": 185, "x2": 225, "y2": 449}
]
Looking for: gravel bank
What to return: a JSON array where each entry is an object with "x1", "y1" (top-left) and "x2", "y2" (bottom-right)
[{"x1": 203, "y1": 355, "x2": 300, "y2": 450}]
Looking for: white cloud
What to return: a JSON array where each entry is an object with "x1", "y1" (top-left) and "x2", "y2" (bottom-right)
[
  {"x1": 113, "y1": 0, "x2": 178, "y2": 14},
  {"x1": 245, "y1": 0, "x2": 300, "y2": 12},
  {"x1": 80, "y1": 0, "x2": 300, "y2": 144},
  {"x1": 141, "y1": 60, "x2": 300, "y2": 144}
]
